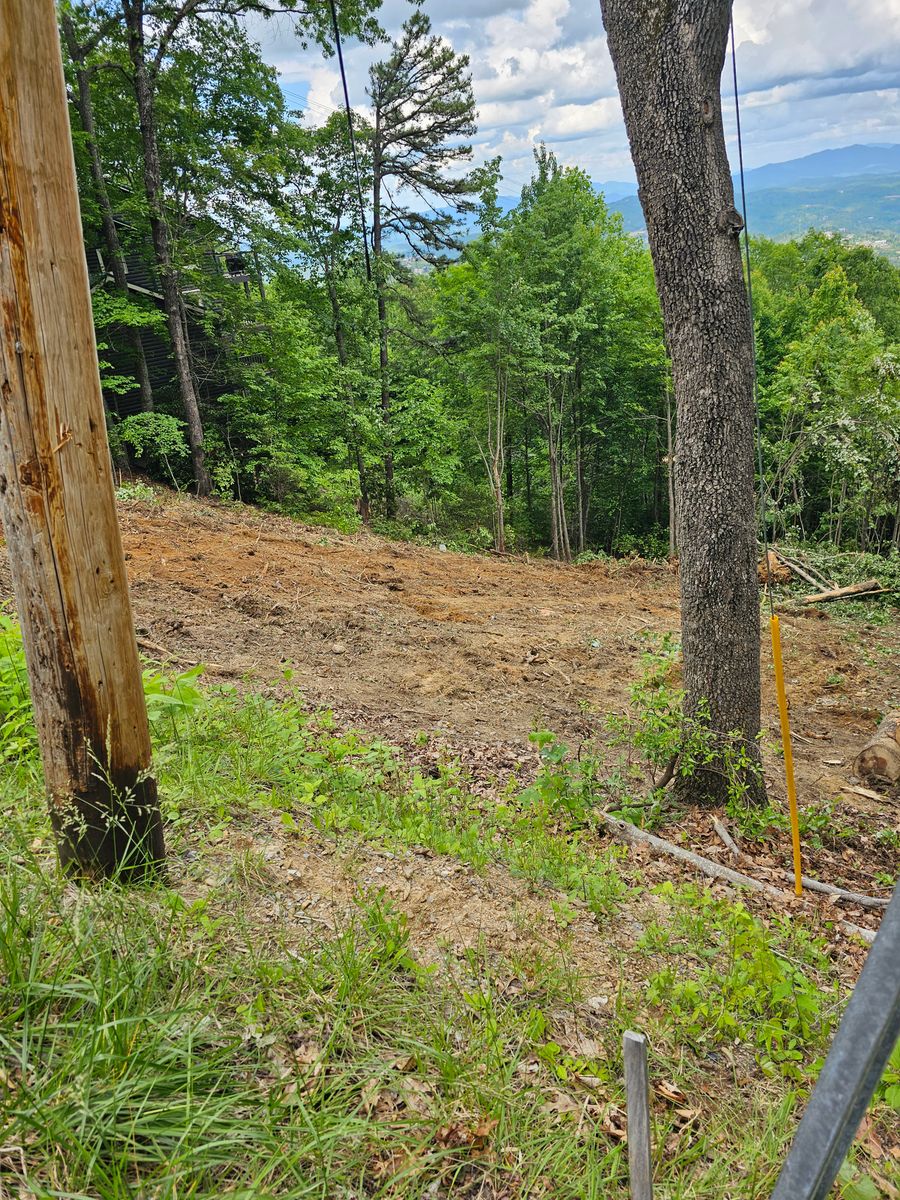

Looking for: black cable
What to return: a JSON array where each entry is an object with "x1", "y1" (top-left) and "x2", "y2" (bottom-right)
[
  {"x1": 730, "y1": 17, "x2": 774, "y2": 614},
  {"x1": 328, "y1": 0, "x2": 372, "y2": 281}
]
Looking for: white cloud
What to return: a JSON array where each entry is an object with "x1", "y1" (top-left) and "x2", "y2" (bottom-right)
[{"x1": 245, "y1": 0, "x2": 900, "y2": 190}]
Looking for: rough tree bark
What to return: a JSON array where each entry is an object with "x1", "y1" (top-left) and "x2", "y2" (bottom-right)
[
  {"x1": 665, "y1": 374, "x2": 676, "y2": 558},
  {"x1": 0, "y1": 0, "x2": 164, "y2": 879},
  {"x1": 325, "y1": 269, "x2": 371, "y2": 523},
  {"x1": 371, "y1": 135, "x2": 396, "y2": 517},
  {"x1": 600, "y1": 0, "x2": 764, "y2": 803},
  {"x1": 61, "y1": 14, "x2": 155, "y2": 415},
  {"x1": 121, "y1": 0, "x2": 211, "y2": 496}
]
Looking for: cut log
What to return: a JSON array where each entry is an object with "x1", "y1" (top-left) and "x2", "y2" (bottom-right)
[
  {"x1": 799, "y1": 579, "x2": 883, "y2": 605},
  {"x1": 853, "y1": 712, "x2": 900, "y2": 784}
]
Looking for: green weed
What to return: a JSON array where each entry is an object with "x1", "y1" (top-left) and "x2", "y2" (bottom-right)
[
  {"x1": 640, "y1": 883, "x2": 839, "y2": 1081},
  {"x1": 0, "y1": 635, "x2": 897, "y2": 1195}
]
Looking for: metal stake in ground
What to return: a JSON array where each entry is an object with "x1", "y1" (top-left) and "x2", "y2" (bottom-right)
[
  {"x1": 771, "y1": 883, "x2": 900, "y2": 1200},
  {"x1": 623, "y1": 1031, "x2": 653, "y2": 1200}
]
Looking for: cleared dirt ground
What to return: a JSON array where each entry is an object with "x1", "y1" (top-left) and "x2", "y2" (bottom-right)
[{"x1": 1, "y1": 491, "x2": 898, "y2": 916}]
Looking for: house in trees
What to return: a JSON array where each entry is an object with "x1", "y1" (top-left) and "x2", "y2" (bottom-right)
[{"x1": 85, "y1": 207, "x2": 264, "y2": 419}]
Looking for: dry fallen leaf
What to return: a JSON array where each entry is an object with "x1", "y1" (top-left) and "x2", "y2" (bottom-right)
[
  {"x1": 291, "y1": 1040, "x2": 322, "y2": 1067},
  {"x1": 359, "y1": 1080, "x2": 400, "y2": 1118},
  {"x1": 434, "y1": 1117, "x2": 497, "y2": 1155},
  {"x1": 654, "y1": 1080, "x2": 688, "y2": 1105},
  {"x1": 368, "y1": 1148, "x2": 417, "y2": 1181},
  {"x1": 398, "y1": 1075, "x2": 435, "y2": 1115},
  {"x1": 596, "y1": 1103, "x2": 628, "y2": 1141},
  {"x1": 542, "y1": 1089, "x2": 583, "y2": 1120},
  {"x1": 391, "y1": 1054, "x2": 417, "y2": 1073}
]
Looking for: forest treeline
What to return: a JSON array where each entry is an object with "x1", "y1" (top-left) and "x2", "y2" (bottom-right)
[{"x1": 63, "y1": 1, "x2": 900, "y2": 558}]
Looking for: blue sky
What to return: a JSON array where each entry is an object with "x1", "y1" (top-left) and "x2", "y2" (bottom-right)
[{"x1": 246, "y1": 0, "x2": 900, "y2": 193}]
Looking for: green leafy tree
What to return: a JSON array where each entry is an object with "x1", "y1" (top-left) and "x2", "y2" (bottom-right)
[{"x1": 762, "y1": 267, "x2": 900, "y2": 548}]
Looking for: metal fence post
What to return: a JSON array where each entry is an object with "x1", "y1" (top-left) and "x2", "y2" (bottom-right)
[
  {"x1": 771, "y1": 883, "x2": 900, "y2": 1200},
  {"x1": 624, "y1": 1030, "x2": 653, "y2": 1200}
]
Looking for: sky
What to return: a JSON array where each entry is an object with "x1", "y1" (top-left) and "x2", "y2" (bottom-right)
[{"x1": 246, "y1": 0, "x2": 900, "y2": 195}]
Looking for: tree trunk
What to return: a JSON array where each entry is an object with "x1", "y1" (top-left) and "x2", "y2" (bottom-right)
[
  {"x1": 547, "y1": 393, "x2": 571, "y2": 563},
  {"x1": 326, "y1": 272, "x2": 371, "y2": 522},
  {"x1": 121, "y1": 0, "x2": 210, "y2": 496},
  {"x1": 371, "y1": 133, "x2": 395, "y2": 517},
  {"x1": 487, "y1": 368, "x2": 507, "y2": 552},
  {"x1": 546, "y1": 399, "x2": 559, "y2": 559},
  {"x1": 523, "y1": 403, "x2": 533, "y2": 520},
  {"x1": 62, "y1": 17, "x2": 155, "y2": 415},
  {"x1": 834, "y1": 477, "x2": 847, "y2": 547},
  {"x1": 575, "y1": 398, "x2": 586, "y2": 555},
  {"x1": 601, "y1": 0, "x2": 764, "y2": 804},
  {"x1": 0, "y1": 0, "x2": 164, "y2": 879}
]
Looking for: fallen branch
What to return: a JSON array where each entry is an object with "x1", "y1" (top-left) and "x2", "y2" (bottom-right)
[
  {"x1": 712, "y1": 818, "x2": 742, "y2": 859},
  {"x1": 799, "y1": 578, "x2": 883, "y2": 604},
  {"x1": 599, "y1": 813, "x2": 877, "y2": 942},
  {"x1": 772, "y1": 551, "x2": 831, "y2": 594},
  {"x1": 780, "y1": 553, "x2": 835, "y2": 591},
  {"x1": 136, "y1": 636, "x2": 178, "y2": 658},
  {"x1": 795, "y1": 875, "x2": 889, "y2": 910}
]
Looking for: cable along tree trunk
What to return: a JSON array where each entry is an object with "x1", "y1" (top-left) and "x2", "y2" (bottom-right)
[
  {"x1": 600, "y1": 0, "x2": 765, "y2": 804},
  {"x1": 0, "y1": 0, "x2": 164, "y2": 879}
]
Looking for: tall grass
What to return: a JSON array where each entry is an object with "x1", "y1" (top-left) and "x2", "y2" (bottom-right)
[{"x1": 0, "y1": 617, "x2": 894, "y2": 1196}]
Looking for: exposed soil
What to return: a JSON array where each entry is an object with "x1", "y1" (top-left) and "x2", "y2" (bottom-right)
[
  {"x1": 1, "y1": 491, "x2": 898, "y2": 931},
  {"x1": 4, "y1": 492, "x2": 899, "y2": 1192}
]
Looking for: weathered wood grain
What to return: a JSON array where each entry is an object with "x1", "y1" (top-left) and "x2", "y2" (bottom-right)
[{"x1": 0, "y1": 0, "x2": 163, "y2": 878}]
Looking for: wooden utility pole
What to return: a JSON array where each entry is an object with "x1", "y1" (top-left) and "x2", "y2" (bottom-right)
[{"x1": 0, "y1": 0, "x2": 164, "y2": 879}]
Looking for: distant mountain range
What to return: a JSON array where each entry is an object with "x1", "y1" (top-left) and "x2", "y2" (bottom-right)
[
  {"x1": 390, "y1": 144, "x2": 900, "y2": 262},
  {"x1": 606, "y1": 144, "x2": 900, "y2": 259}
]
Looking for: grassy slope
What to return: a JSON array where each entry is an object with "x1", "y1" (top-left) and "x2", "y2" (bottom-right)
[{"x1": 1, "y1": 669, "x2": 898, "y2": 1199}]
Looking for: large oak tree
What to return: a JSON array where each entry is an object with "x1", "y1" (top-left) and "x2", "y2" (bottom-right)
[{"x1": 599, "y1": 0, "x2": 765, "y2": 803}]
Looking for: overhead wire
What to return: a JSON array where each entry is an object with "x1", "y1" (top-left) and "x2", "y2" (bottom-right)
[
  {"x1": 730, "y1": 17, "x2": 803, "y2": 898},
  {"x1": 327, "y1": 0, "x2": 372, "y2": 280}
]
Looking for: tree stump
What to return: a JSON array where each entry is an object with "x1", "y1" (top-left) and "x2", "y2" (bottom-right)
[{"x1": 854, "y1": 713, "x2": 900, "y2": 783}]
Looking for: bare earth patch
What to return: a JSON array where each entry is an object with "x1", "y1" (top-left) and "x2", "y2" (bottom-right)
[{"x1": 1, "y1": 490, "x2": 897, "y2": 929}]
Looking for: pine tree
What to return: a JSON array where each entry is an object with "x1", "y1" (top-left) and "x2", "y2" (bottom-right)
[{"x1": 368, "y1": 11, "x2": 479, "y2": 516}]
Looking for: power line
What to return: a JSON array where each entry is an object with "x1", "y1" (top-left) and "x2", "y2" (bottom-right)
[
  {"x1": 327, "y1": 0, "x2": 372, "y2": 280},
  {"x1": 730, "y1": 17, "x2": 773, "y2": 612}
]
